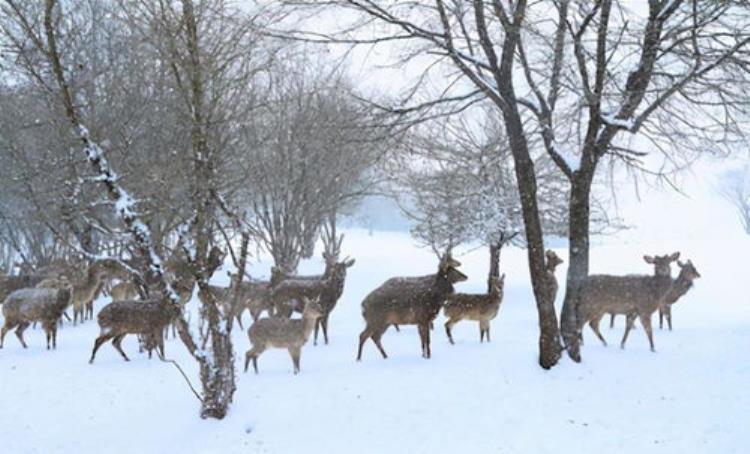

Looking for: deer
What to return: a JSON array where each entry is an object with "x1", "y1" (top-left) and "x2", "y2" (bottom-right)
[
  {"x1": 577, "y1": 255, "x2": 698, "y2": 352},
  {"x1": 658, "y1": 259, "x2": 701, "y2": 331},
  {"x1": 110, "y1": 280, "x2": 140, "y2": 301},
  {"x1": 271, "y1": 255, "x2": 355, "y2": 344},
  {"x1": 0, "y1": 277, "x2": 72, "y2": 350},
  {"x1": 357, "y1": 251, "x2": 467, "y2": 360},
  {"x1": 84, "y1": 259, "x2": 131, "y2": 321},
  {"x1": 444, "y1": 274, "x2": 504, "y2": 344},
  {"x1": 542, "y1": 250, "x2": 564, "y2": 306},
  {"x1": 608, "y1": 252, "x2": 679, "y2": 329},
  {"x1": 71, "y1": 262, "x2": 112, "y2": 325},
  {"x1": 207, "y1": 273, "x2": 275, "y2": 330},
  {"x1": 0, "y1": 274, "x2": 46, "y2": 304},
  {"x1": 89, "y1": 299, "x2": 181, "y2": 363},
  {"x1": 244, "y1": 296, "x2": 324, "y2": 374}
]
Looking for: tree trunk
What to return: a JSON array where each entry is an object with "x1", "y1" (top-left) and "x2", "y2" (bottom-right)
[
  {"x1": 488, "y1": 241, "x2": 502, "y2": 293},
  {"x1": 559, "y1": 169, "x2": 595, "y2": 362},
  {"x1": 500, "y1": 111, "x2": 563, "y2": 369}
]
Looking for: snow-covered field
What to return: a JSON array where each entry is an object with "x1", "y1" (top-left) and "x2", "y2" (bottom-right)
[{"x1": 1, "y1": 176, "x2": 748, "y2": 454}]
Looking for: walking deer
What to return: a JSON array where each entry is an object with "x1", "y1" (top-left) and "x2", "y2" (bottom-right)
[
  {"x1": 608, "y1": 252, "x2": 679, "y2": 328},
  {"x1": 1, "y1": 278, "x2": 72, "y2": 350},
  {"x1": 244, "y1": 297, "x2": 323, "y2": 374},
  {"x1": 357, "y1": 252, "x2": 467, "y2": 360},
  {"x1": 577, "y1": 254, "x2": 698, "y2": 352},
  {"x1": 444, "y1": 274, "x2": 504, "y2": 344},
  {"x1": 89, "y1": 299, "x2": 181, "y2": 363}
]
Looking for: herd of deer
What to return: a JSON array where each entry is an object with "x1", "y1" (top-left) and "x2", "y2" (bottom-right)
[{"x1": 0, "y1": 245, "x2": 700, "y2": 374}]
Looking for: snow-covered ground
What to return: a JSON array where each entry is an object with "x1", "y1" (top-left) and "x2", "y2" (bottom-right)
[{"x1": 1, "y1": 173, "x2": 748, "y2": 453}]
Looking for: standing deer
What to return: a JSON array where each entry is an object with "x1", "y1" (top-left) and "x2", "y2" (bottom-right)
[
  {"x1": 71, "y1": 263, "x2": 111, "y2": 325},
  {"x1": 244, "y1": 297, "x2": 323, "y2": 374},
  {"x1": 444, "y1": 274, "x2": 504, "y2": 344},
  {"x1": 542, "y1": 250, "x2": 564, "y2": 306},
  {"x1": 1, "y1": 277, "x2": 72, "y2": 350},
  {"x1": 658, "y1": 259, "x2": 701, "y2": 330},
  {"x1": 357, "y1": 252, "x2": 467, "y2": 360}
]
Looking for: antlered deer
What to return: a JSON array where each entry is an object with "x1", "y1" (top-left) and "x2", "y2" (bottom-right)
[
  {"x1": 244, "y1": 297, "x2": 323, "y2": 374},
  {"x1": 357, "y1": 252, "x2": 467, "y2": 360},
  {"x1": 89, "y1": 299, "x2": 181, "y2": 363},
  {"x1": 444, "y1": 274, "x2": 504, "y2": 344},
  {"x1": 0, "y1": 278, "x2": 72, "y2": 350}
]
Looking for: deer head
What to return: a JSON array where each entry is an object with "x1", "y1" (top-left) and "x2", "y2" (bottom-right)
[{"x1": 644, "y1": 252, "x2": 680, "y2": 277}]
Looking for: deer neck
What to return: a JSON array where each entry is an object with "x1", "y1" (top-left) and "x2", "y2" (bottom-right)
[{"x1": 301, "y1": 313, "x2": 318, "y2": 339}]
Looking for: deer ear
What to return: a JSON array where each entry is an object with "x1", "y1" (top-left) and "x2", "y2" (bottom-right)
[
  {"x1": 643, "y1": 255, "x2": 655, "y2": 264},
  {"x1": 677, "y1": 260, "x2": 686, "y2": 267},
  {"x1": 345, "y1": 258, "x2": 355, "y2": 267},
  {"x1": 669, "y1": 252, "x2": 680, "y2": 261}
]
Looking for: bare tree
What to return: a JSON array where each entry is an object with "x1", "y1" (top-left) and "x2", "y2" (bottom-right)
[
  {"x1": 239, "y1": 57, "x2": 385, "y2": 272},
  {"x1": 282, "y1": 0, "x2": 750, "y2": 367},
  {"x1": 721, "y1": 165, "x2": 750, "y2": 235}
]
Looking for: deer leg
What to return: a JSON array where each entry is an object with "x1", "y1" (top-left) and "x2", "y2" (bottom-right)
[
  {"x1": 157, "y1": 335, "x2": 165, "y2": 360},
  {"x1": 589, "y1": 316, "x2": 608, "y2": 346},
  {"x1": 357, "y1": 326, "x2": 372, "y2": 361},
  {"x1": 112, "y1": 334, "x2": 130, "y2": 361},
  {"x1": 63, "y1": 312, "x2": 71, "y2": 322},
  {"x1": 659, "y1": 307, "x2": 664, "y2": 329},
  {"x1": 620, "y1": 313, "x2": 637, "y2": 349},
  {"x1": 482, "y1": 321, "x2": 491, "y2": 343},
  {"x1": 321, "y1": 314, "x2": 330, "y2": 345},
  {"x1": 90, "y1": 332, "x2": 114, "y2": 363},
  {"x1": 15, "y1": 322, "x2": 29, "y2": 349},
  {"x1": 444, "y1": 319, "x2": 456, "y2": 345},
  {"x1": 639, "y1": 313, "x2": 656, "y2": 352},
  {"x1": 244, "y1": 345, "x2": 264, "y2": 373},
  {"x1": 393, "y1": 324, "x2": 400, "y2": 332},
  {"x1": 665, "y1": 305, "x2": 673, "y2": 331},
  {"x1": 314, "y1": 317, "x2": 321, "y2": 346},
  {"x1": 609, "y1": 313, "x2": 615, "y2": 329},
  {"x1": 371, "y1": 325, "x2": 389, "y2": 359},
  {"x1": 289, "y1": 346, "x2": 301, "y2": 374},
  {"x1": 235, "y1": 311, "x2": 244, "y2": 330},
  {"x1": 418, "y1": 323, "x2": 430, "y2": 359}
]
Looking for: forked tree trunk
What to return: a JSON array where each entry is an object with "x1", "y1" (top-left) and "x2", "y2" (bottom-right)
[
  {"x1": 559, "y1": 165, "x2": 596, "y2": 362},
  {"x1": 488, "y1": 242, "x2": 502, "y2": 293}
]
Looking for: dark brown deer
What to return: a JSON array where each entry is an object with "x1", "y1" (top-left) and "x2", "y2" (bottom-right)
[
  {"x1": 89, "y1": 299, "x2": 181, "y2": 363},
  {"x1": 608, "y1": 252, "x2": 679, "y2": 328},
  {"x1": 244, "y1": 297, "x2": 324, "y2": 374},
  {"x1": 357, "y1": 252, "x2": 467, "y2": 360},
  {"x1": 444, "y1": 274, "x2": 504, "y2": 344},
  {"x1": 1, "y1": 278, "x2": 72, "y2": 350}
]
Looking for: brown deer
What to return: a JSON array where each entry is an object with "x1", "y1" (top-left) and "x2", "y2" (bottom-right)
[
  {"x1": 1, "y1": 278, "x2": 72, "y2": 350},
  {"x1": 271, "y1": 253, "x2": 355, "y2": 345},
  {"x1": 444, "y1": 274, "x2": 504, "y2": 344},
  {"x1": 357, "y1": 252, "x2": 467, "y2": 360},
  {"x1": 577, "y1": 255, "x2": 698, "y2": 352},
  {"x1": 208, "y1": 274, "x2": 275, "y2": 329},
  {"x1": 71, "y1": 263, "x2": 111, "y2": 325},
  {"x1": 0, "y1": 274, "x2": 46, "y2": 304},
  {"x1": 110, "y1": 280, "x2": 140, "y2": 301},
  {"x1": 658, "y1": 259, "x2": 701, "y2": 330},
  {"x1": 244, "y1": 296, "x2": 324, "y2": 374},
  {"x1": 608, "y1": 252, "x2": 679, "y2": 328},
  {"x1": 84, "y1": 259, "x2": 131, "y2": 320},
  {"x1": 89, "y1": 299, "x2": 181, "y2": 363},
  {"x1": 542, "y1": 250, "x2": 564, "y2": 306}
]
